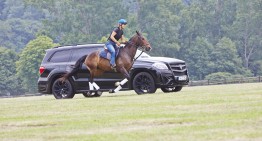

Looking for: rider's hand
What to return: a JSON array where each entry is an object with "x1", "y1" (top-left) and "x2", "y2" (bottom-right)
[
  {"x1": 116, "y1": 42, "x2": 121, "y2": 46},
  {"x1": 121, "y1": 41, "x2": 128, "y2": 44}
]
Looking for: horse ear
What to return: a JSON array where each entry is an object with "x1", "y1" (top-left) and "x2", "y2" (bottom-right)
[{"x1": 136, "y1": 31, "x2": 141, "y2": 36}]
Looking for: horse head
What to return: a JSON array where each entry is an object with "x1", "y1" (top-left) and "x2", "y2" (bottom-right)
[{"x1": 135, "y1": 31, "x2": 152, "y2": 51}]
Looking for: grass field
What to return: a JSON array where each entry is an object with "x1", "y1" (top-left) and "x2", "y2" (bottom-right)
[{"x1": 0, "y1": 83, "x2": 262, "y2": 141}]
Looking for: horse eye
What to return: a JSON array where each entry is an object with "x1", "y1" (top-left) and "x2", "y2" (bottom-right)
[{"x1": 142, "y1": 38, "x2": 145, "y2": 40}]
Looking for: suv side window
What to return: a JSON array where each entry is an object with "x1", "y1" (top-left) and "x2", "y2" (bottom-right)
[
  {"x1": 71, "y1": 47, "x2": 101, "y2": 62},
  {"x1": 49, "y1": 50, "x2": 71, "y2": 62}
]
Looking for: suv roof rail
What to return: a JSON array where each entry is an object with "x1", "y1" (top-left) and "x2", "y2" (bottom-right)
[
  {"x1": 53, "y1": 45, "x2": 74, "y2": 48},
  {"x1": 76, "y1": 43, "x2": 104, "y2": 47},
  {"x1": 53, "y1": 43, "x2": 104, "y2": 48}
]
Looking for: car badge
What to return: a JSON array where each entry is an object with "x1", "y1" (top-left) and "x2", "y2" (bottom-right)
[{"x1": 179, "y1": 65, "x2": 183, "y2": 70}]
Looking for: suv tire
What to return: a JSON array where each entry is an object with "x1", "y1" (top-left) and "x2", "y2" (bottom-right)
[
  {"x1": 52, "y1": 79, "x2": 75, "y2": 99},
  {"x1": 132, "y1": 72, "x2": 157, "y2": 94},
  {"x1": 161, "y1": 86, "x2": 183, "y2": 93}
]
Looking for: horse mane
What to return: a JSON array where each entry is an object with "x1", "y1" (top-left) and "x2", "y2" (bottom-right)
[{"x1": 125, "y1": 34, "x2": 138, "y2": 47}]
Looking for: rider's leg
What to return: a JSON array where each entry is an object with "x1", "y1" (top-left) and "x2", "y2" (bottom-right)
[
  {"x1": 106, "y1": 41, "x2": 116, "y2": 67},
  {"x1": 99, "y1": 49, "x2": 108, "y2": 58}
]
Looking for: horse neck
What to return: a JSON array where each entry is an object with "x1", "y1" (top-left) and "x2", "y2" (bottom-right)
[{"x1": 122, "y1": 39, "x2": 138, "y2": 60}]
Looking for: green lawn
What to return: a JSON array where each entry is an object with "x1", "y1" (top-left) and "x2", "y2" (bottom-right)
[{"x1": 1, "y1": 83, "x2": 262, "y2": 141}]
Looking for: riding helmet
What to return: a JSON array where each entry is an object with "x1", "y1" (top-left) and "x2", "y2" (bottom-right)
[{"x1": 118, "y1": 19, "x2": 127, "y2": 25}]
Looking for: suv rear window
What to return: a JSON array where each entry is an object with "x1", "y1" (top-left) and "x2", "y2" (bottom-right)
[
  {"x1": 49, "y1": 50, "x2": 71, "y2": 62},
  {"x1": 71, "y1": 47, "x2": 101, "y2": 62}
]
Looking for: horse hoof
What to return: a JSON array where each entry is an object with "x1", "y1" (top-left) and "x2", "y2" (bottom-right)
[{"x1": 109, "y1": 89, "x2": 115, "y2": 93}]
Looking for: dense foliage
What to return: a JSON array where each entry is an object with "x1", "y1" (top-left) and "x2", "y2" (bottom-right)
[
  {"x1": 0, "y1": 0, "x2": 261, "y2": 93},
  {"x1": 16, "y1": 36, "x2": 58, "y2": 92},
  {"x1": 0, "y1": 47, "x2": 24, "y2": 96}
]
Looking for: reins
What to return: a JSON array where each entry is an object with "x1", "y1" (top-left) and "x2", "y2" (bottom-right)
[{"x1": 125, "y1": 39, "x2": 145, "y2": 71}]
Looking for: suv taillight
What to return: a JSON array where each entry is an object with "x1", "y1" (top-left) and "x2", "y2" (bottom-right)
[{"x1": 39, "y1": 66, "x2": 45, "y2": 75}]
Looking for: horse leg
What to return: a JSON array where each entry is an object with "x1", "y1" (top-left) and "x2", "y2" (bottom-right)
[
  {"x1": 85, "y1": 52, "x2": 101, "y2": 91},
  {"x1": 89, "y1": 70, "x2": 100, "y2": 90},
  {"x1": 89, "y1": 82, "x2": 100, "y2": 90},
  {"x1": 109, "y1": 67, "x2": 130, "y2": 93},
  {"x1": 89, "y1": 82, "x2": 94, "y2": 91},
  {"x1": 92, "y1": 82, "x2": 100, "y2": 90},
  {"x1": 112, "y1": 78, "x2": 128, "y2": 93},
  {"x1": 88, "y1": 71, "x2": 94, "y2": 91}
]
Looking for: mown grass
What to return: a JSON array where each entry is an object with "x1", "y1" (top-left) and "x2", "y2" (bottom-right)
[{"x1": 0, "y1": 83, "x2": 262, "y2": 141}]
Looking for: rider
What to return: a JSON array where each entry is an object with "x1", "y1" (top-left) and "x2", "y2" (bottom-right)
[{"x1": 106, "y1": 19, "x2": 128, "y2": 69}]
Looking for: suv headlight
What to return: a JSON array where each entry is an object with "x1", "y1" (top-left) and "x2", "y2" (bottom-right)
[{"x1": 152, "y1": 63, "x2": 168, "y2": 70}]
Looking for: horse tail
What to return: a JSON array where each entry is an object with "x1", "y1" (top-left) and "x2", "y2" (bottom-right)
[{"x1": 60, "y1": 55, "x2": 88, "y2": 82}]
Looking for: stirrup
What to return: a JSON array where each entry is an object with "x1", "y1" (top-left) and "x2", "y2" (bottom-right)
[
  {"x1": 111, "y1": 65, "x2": 117, "y2": 72},
  {"x1": 111, "y1": 64, "x2": 116, "y2": 68}
]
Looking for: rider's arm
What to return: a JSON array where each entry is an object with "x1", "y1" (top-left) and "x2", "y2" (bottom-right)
[
  {"x1": 110, "y1": 31, "x2": 121, "y2": 46},
  {"x1": 120, "y1": 35, "x2": 127, "y2": 44}
]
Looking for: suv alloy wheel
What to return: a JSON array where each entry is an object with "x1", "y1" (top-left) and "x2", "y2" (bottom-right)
[
  {"x1": 132, "y1": 72, "x2": 157, "y2": 94},
  {"x1": 52, "y1": 79, "x2": 74, "y2": 99}
]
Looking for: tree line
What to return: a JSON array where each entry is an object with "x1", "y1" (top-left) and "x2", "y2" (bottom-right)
[{"x1": 0, "y1": 0, "x2": 261, "y2": 95}]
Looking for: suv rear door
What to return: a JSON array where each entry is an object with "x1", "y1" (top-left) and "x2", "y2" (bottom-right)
[{"x1": 47, "y1": 49, "x2": 72, "y2": 77}]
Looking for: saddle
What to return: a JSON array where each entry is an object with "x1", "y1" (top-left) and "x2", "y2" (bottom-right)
[{"x1": 99, "y1": 45, "x2": 122, "y2": 60}]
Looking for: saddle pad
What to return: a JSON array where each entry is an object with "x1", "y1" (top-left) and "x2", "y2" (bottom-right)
[
  {"x1": 99, "y1": 45, "x2": 121, "y2": 60},
  {"x1": 99, "y1": 49, "x2": 111, "y2": 60}
]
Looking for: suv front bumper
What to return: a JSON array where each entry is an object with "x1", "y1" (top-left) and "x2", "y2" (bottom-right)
[{"x1": 155, "y1": 70, "x2": 189, "y2": 87}]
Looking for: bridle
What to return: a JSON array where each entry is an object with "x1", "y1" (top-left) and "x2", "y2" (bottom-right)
[
  {"x1": 126, "y1": 34, "x2": 151, "y2": 52},
  {"x1": 124, "y1": 34, "x2": 151, "y2": 70}
]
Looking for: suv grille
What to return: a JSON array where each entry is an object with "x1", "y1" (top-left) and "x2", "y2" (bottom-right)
[{"x1": 169, "y1": 63, "x2": 187, "y2": 76}]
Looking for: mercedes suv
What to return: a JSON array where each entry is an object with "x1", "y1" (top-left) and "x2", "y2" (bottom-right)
[{"x1": 38, "y1": 44, "x2": 189, "y2": 99}]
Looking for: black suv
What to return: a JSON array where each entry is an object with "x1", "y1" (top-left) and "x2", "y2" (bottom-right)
[{"x1": 38, "y1": 44, "x2": 189, "y2": 99}]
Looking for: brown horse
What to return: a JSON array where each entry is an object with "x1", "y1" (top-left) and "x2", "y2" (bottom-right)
[{"x1": 61, "y1": 31, "x2": 152, "y2": 93}]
